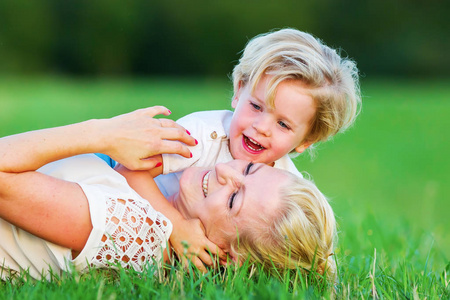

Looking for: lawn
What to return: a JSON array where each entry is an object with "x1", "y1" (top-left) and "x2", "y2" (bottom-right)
[{"x1": 0, "y1": 76, "x2": 449, "y2": 299}]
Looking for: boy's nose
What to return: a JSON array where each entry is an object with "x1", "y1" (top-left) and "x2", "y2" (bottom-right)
[
  {"x1": 252, "y1": 114, "x2": 272, "y2": 137},
  {"x1": 215, "y1": 163, "x2": 244, "y2": 188}
]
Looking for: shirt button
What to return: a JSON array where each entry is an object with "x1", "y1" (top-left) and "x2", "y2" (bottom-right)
[{"x1": 210, "y1": 131, "x2": 218, "y2": 139}]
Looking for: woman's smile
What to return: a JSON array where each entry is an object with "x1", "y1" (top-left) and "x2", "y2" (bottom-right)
[
  {"x1": 202, "y1": 171, "x2": 211, "y2": 197},
  {"x1": 177, "y1": 160, "x2": 286, "y2": 251}
]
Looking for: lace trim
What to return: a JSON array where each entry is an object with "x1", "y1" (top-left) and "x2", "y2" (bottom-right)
[{"x1": 89, "y1": 197, "x2": 171, "y2": 272}]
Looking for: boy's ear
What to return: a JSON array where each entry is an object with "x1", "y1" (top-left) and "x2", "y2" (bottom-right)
[
  {"x1": 232, "y1": 81, "x2": 243, "y2": 109},
  {"x1": 231, "y1": 97, "x2": 238, "y2": 109},
  {"x1": 294, "y1": 141, "x2": 313, "y2": 154}
]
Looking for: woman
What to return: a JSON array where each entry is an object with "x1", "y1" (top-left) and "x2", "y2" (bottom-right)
[{"x1": 0, "y1": 107, "x2": 336, "y2": 280}]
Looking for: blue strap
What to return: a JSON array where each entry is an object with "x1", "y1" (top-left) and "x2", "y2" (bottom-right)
[{"x1": 94, "y1": 153, "x2": 117, "y2": 168}]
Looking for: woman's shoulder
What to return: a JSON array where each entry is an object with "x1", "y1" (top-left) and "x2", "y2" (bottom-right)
[{"x1": 37, "y1": 154, "x2": 126, "y2": 185}]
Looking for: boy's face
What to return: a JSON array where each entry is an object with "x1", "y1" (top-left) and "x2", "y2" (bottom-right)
[{"x1": 229, "y1": 75, "x2": 315, "y2": 165}]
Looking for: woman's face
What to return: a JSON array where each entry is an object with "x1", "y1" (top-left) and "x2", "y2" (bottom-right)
[{"x1": 177, "y1": 160, "x2": 288, "y2": 254}]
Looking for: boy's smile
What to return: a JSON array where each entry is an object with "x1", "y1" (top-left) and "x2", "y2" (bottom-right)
[
  {"x1": 242, "y1": 135, "x2": 265, "y2": 153},
  {"x1": 228, "y1": 75, "x2": 316, "y2": 164}
]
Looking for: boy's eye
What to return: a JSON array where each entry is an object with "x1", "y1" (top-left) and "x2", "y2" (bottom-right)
[
  {"x1": 250, "y1": 102, "x2": 261, "y2": 111},
  {"x1": 278, "y1": 121, "x2": 290, "y2": 129}
]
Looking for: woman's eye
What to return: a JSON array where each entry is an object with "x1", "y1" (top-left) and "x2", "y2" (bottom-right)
[
  {"x1": 244, "y1": 162, "x2": 254, "y2": 176},
  {"x1": 278, "y1": 121, "x2": 290, "y2": 129},
  {"x1": 229, "y1": 192, "x2": 237, "y2": 209},
  {"x1": 250, "y1": 102, "x2": 261, "y2": 111}
]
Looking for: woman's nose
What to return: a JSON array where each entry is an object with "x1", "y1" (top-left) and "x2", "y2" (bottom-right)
[
  {"x1": 252, "y1": 114, "x2": 272, "y2": 137},
  {"x1": 215, "y1": 163, "x2": 244, "y2": 188}
]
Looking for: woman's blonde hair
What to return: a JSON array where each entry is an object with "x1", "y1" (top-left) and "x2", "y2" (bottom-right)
[
  {"x1": 232, "y1": 28, "x2": 361, "y2": 148},
  {"x1": 229, "y1": 173, "x2": 337, "y2": 279}
]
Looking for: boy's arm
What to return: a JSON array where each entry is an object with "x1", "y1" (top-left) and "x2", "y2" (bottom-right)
[{"x1": 115, "y1": 164, "x2": 225, "y2": 272}]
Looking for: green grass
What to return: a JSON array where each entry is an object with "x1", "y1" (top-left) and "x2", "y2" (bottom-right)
[{"x1": 0, "y1": 76, "x2": 449, "y2": 299}]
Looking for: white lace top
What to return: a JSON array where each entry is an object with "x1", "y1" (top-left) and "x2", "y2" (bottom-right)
[
  {"x1": 93, "y1": 196, "x2": 171, "y2": 272},
  {"x1": 0, "y1": 154, "x2": 172, "y2": 280}
]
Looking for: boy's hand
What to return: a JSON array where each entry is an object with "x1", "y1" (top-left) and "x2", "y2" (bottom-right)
[
  {"x1": 100, "y1": 106, "x2": 196, "y2": 171},
  {"x1": 170, "y1": 218, "x2": 226, "y2": 273}
]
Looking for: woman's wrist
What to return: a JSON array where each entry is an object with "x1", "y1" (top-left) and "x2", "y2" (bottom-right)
[
  {"x1": 83, "y1": 118, "x2": 113, "y2": 155},
  {"x1": 83, "y1": 116, "x2": 128, "y2": 157}
]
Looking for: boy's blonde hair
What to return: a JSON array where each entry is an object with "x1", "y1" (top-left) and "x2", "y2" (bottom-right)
[
  {"x1": 229, "y1": 173, "x2": 337, "y2": 279},
  {"x1": 232, "y1": 28, "x2": 361, "y2": 148}
]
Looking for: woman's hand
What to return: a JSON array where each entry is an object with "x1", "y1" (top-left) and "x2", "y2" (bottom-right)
[
  {"x1": 100, "y1": 106, "x2": 197, "y2": 171},
  {"x1": 170, "y1": 218, "x2": 226, "y2": 273}
]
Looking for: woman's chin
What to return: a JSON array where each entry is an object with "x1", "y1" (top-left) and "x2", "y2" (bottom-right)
[
  {"x1": 179, "y1": 167, "x2": 205, "y2": 200},
  {"x1": 177, "y1": 170, "x2": 203, "y2": 219}
]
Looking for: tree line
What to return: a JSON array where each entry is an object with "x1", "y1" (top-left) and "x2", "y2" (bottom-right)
[{"x1": 0, "y1": 0, "x2": 448, "y2": 78}]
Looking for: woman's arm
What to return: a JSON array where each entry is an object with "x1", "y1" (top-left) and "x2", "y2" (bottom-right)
[
  {"x1": 0, "y1": 170, "x2": 91, "y2": 251},
  {"x1": 0, "y1": 106, "x2": 195, "y2": 173},
  {"x1": 0, "y1": 106, "x2": 195, "y2": 250},
  {"x1": 0, "y1": 119, "x2": 101, "y2": 173}
]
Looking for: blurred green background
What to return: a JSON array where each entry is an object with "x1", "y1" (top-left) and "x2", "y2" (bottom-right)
[
  {"x1": 0, "y1": 0, "x2": 448, "y2": 274},
  {"x1": 0, "y1": 0, "x2": 449, "y2": 77}
]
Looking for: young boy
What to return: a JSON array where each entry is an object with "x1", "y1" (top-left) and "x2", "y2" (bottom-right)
[
  {"x1": 148, "y1": 28, "x2": 361, "y2": 197},
  {"x1": 114, "y1": 28, "x2": 361, "y2": 269}
]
